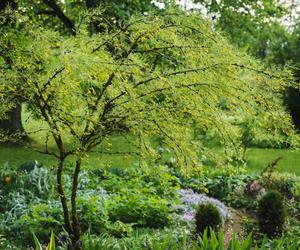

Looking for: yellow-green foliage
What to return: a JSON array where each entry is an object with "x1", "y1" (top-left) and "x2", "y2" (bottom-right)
[
  {"x1": 0, "y1": 10, "x2": 296, "y2": 167},
  {"x1": 33, "y1": 231, "x2": 55, "y2": 250}
]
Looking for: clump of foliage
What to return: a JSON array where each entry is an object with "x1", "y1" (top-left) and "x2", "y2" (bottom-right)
[
  {"x1": 100, "y1": 166, "x2": 178, "y2": 228},
  {"x1": 259, "y1": 157, "x2": 300, "y2": 199},
  {"x1": 84, "y1": 229, "x2": 300, "y2": 250},
  {"x1": 0, "y1": 163, "x2": 178, "y2": 248},
  {"x1": 194, "y1": 203, "x2": 222, "y2": 236},
  {"x1": 258, "y1": 190, "x2": 286, "y2": 238},
  {"x1": 106, "y1": 221, "x2": 134, "y2": 238},
  {"x1": 262, "y1": 172, "x2": 299, "y2": 198},
  {"x1": 178, "y1": 166, "x2": 259, "y2": 209}
]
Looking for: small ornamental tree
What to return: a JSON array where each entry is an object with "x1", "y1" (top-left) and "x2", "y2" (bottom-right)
[
  {"x1": 258, "y1": 190, "x2": 286, "y2": 237},
  {"x1": 195, "y1": 203, "x2": 222, "y2": 236},
  {"x1": 0, "y1": 9, "x2": 296, "y2": 249}
]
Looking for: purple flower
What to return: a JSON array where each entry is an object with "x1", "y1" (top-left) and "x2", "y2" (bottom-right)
[{"x1": 175, "y1": 189, "x2": 229, "y2": 225}]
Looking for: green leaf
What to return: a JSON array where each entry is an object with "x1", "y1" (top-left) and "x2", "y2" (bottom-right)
[
  {"x1": 241, "y1": 232, "x2": 252, "y2": 250},
  {"x1": 47, "y1": 231, "x2": 55, "y2": 250},
  {"x1": 32, "y1": 233, "x2": 43, "y2": 250}
]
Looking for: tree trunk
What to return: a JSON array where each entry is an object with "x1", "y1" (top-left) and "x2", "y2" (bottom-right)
[
  {"x1": 57, "y1": 153, "x2": 83, "y2": 250},
  {"x1": 56, "y1": 157, "x2": 73, "y2": 236},
  {"x1": 0, "y1": 103, "x2": 27, "y2": 143},
  {"x1": 71, "y1": 158, "x2": 82, "y2": 250}
]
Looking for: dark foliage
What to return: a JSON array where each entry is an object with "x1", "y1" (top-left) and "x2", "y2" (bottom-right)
[
  {"x1": 257, "y1": 190, "x2": 286, "y2": 237},
  {"x1": 194, "y1": 203, "x2": 222, "y2": 236}
]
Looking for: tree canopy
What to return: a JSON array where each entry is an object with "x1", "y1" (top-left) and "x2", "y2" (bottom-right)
[
  {"x1": 190, "y1": 0, "x2": 300, "y2": 130},
  {"x1": 0, "y1": 0, "x2": 165, "y2": 140},
  {"x1": 1, "y1": 9, "x2": 296, "y2": 164}
]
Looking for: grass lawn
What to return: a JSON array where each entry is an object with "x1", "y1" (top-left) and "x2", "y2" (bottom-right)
[
  {"x1": 0, "y1": 107, "x2": 299, "y2": 175},
  {"x1": 246, "y1": 147, "x2": 300, "y2": 175},
  {"x1": 0, "y1": 107, "x2": 137, "y2": 169},
  {"x1": 1, "y1": 143, "x2": 300, "y2": 175},
  {"x1": 0, "y1": 136, "x2": 137, "y2": 170}
]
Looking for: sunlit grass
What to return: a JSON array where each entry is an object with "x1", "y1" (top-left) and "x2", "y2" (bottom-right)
[
  {"x1": 0, "y1": 106, "x2": 138, "y2": 169},
  {"x1": 246, "y1": 147, "x2": 300, "y2": 175}
]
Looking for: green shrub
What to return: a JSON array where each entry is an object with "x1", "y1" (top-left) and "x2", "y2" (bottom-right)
[
  {"x1": 101, "y1": 165, "x2": 177, "y2": 228},
  {"x1": 187, "y1": 172, "x2": 258, "y2": 209},
  {"x1": 262, "y1": 172, "x2": 299, "y2": 197},
  {"x1": 106, "y1": 221, "x2": 133, "y2": 238},
  {"x1": 77, "y1": 195, "x2": 110, "y2": 234},
  {"x1": 194, "y1": 203, "x2": 222, "y2": 236},
  {"x1": 258, "y1": 190, "x2": 286, "y2": 237},
  {"x1": 108, "y1": 192, "x2": 173, "y2": 228},
  {"x1": 19, "y1": 161, "x2": 41, "y2": 172},
  {"x1": 18, "y1": 202, "x2": 63, "y2": 243}
]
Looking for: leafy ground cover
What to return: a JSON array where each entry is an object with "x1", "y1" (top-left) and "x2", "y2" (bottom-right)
[{"x1": 1, "y1": 160, "x2": 299, "y2": 249}]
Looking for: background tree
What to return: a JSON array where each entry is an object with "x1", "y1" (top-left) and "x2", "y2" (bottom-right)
[
  {"x1": 1, "y1": 9, "x2": 296, "y2": 248},
  {"x1": 191, "y1": 0, "x2": 300, "y2": 130},
  {"x1": 0, "y1": 0, "x2": 27, "y2": 142},
  {"x1": 192, "y1": 0, "x2": 286, "y2": 58},
  {"x1": 265, "y1": 19, "x2": 300, "y2": 129}
]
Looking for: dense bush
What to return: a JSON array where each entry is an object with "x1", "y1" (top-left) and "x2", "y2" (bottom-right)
[
  {"x1": 20, "y1": 202, "x2": 63, "y2": 242},
  {"x1": 262, "y1": 172, "x2": 299, "y2": 197},
  {"x1": 108, "y1": 192, "x2": 173, "y2": 228},
  {"x1": 99, "y1": 165, "x2": 178, "y2": 228},
  {"x1": 194, "y1": 203, "x2": 222, "y2": 236},
  {"x1": 176, "y1": 189, "x2": 228, "y2": 225},
  {"x1": 204, "y1": 174, "x2": 252, "y2": 200},
  {"x1": 258, "y1": 190, "x2": 286, "y2": 237},
  {"x1": 76, "y1": 193, "x2": 110, "y2": 234}
]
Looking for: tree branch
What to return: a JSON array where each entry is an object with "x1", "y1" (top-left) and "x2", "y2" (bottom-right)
[{"x1": 42, "y1": 0, "x2": 76, "y2": 35}]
